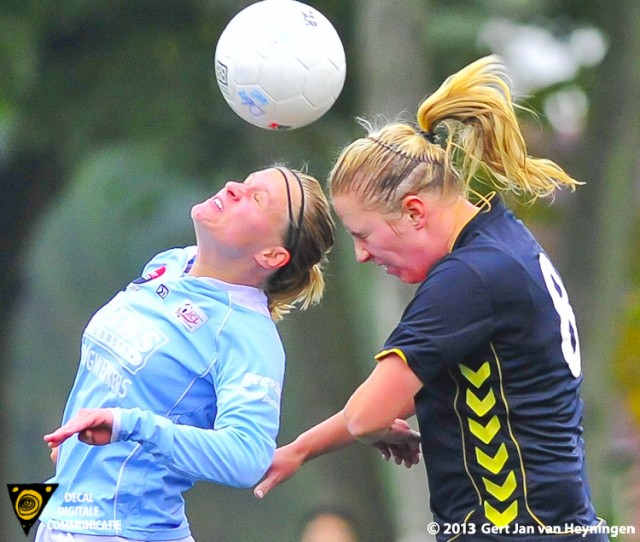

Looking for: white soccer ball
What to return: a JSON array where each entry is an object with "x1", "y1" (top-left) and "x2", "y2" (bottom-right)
[{"x1": 214, "y1": 0, "x2": 346, "y2": 130}]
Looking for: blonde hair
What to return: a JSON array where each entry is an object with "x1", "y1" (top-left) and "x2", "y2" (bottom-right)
[
  {"x1": 264, "y1": 169, "x2": 335, "y2": 322},
  {"x1": 329, "y1": 55, "x2": 581, "y2": 211}
]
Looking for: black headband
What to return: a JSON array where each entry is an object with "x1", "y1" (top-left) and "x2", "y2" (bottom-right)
[{"x1": 275, "y1": 167, "x2": 305, "y2": 261}]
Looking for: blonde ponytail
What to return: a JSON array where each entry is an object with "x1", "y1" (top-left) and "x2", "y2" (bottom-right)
[
  {"x1": 268, "y1": 262, "x2": 327, "y2": 322},
  {"x1": 417, "y1": 55, "x2": 582, "y2": 200}
]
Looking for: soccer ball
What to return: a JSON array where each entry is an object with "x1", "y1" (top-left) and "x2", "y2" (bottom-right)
[{"x1": 214, "y1": 0, "x2": 346, "y2": 130}]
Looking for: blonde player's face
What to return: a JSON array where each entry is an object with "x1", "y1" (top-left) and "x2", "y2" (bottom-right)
[
  {"x1": 191, "y1": 168, "x2": 299, "y2": 260},
  {"x1": 333, "y1": 192, "x2": 445, "y2": 284}
]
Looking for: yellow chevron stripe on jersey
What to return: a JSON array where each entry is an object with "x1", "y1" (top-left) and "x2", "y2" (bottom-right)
[
  {"x1": 468, "y1": 415, "x2": 501, "y2": 445},
  {"x1": 476, "y1": 443, "x2": 508, "y2": 474},
  {"x1": 459, "y1": 361, "x2": 490, "y2": 388},
  {"x1": 466, "y1": 388, "x2": 496, "y2": 416},
  {"x1": 482, "y1": 471, "x2": 517, "y2": 501},
  {"x1": 490, "y1": 343, "x2": 547, "y2": 528},
  {"x1": 460, "y1": 351, "x2": 548, "y2": 528},
  {"x1": 485, "y1": 500, "x2": 518, "y2": 527},
  {"x1": 450, "y1": 368, "x2": 484, "y2": 504}
]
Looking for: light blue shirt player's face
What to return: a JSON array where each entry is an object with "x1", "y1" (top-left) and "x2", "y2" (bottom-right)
[{"x1": 190, "y1": 168, "x2": 301, "y2": 282}]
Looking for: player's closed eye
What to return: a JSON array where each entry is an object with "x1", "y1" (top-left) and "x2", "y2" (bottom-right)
[{"x1": 247, "y1": 186, "x2": 264, "y2": 204}]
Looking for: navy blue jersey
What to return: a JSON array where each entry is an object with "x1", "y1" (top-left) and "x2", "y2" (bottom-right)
[{"x1": 377, "y1": 197, "x2": 606, "y2": 541}]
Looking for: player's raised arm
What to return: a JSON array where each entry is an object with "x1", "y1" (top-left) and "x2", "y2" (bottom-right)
[
  {"x1": 254, "y1": 411, "x2": 354, "y2": 499},
  {"x1": 254, "y1": 358, "x2": 422, "y2": 500}
]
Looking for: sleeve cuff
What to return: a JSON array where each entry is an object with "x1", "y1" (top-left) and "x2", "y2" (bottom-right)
[
  {"x1": 374, "y1": 348, "x2": 408, "y2": 364},
  {"x1": 110, "y1": 407, "x2": 122, "y2": 443}
]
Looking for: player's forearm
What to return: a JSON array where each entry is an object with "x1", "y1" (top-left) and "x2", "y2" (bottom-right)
[
  {"x1": 114, "y1": 407, "x2": 274, "y2": 488},
  {"x1": 290, "y1": 410, "x2": 356, "y2": 463}
]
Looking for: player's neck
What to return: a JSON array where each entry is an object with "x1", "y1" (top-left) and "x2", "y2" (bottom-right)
[
  {"x1": 446, "y1": 198, "x2": 481, "y2": 252},
  {"x1": 188, "y1": 254, "x2": 263, "y2": 288}
]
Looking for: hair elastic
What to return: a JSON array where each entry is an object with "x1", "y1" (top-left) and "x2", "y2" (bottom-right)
[{"x1": 419, "y1": 130, "x2": 436, "y2": 144}]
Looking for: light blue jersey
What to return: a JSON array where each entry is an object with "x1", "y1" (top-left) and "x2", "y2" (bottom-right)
[{"x1": 39, "y1": 247, "x2": 285, "y2": 541}]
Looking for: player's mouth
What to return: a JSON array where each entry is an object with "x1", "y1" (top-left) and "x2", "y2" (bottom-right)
[
  {"x1": 209, "y1": 196, "x2": 223, "y2": 212},
  {"x1": 379, "y1": 262, "x2": 399, "y2": 276}
]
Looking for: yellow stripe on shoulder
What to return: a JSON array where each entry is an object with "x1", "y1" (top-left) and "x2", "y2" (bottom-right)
[{"x1": 374, "y1": 348, "x2": 408, "y2": 364}]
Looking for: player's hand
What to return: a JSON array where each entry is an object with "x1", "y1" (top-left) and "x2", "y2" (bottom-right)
[
  {"x1": 44, "y1": 408, "x2": 114, "y2": 449},
  {"x1": 253, "y1": 443, "x2": 304, "y2": 499},
  {"x1": 374, "y1": 418, "x2": 421, "y2": 468},
  {"x1": 50, "y1": 446, "x2": 59, "y2": 463}
]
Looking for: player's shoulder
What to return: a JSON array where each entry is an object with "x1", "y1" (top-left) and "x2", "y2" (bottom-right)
[
  {"x1": 141, "y1": 246, "x2": 196, "y2": 275},
  {"x1": 433, "y1": 238, "x2": 536, "y2": 301},
  {"x1": 451, "y1": 202, "x2": 540, "y2": 276},
  {"x1": 441, "y1": 240, "x2": 512, "y2": 277}
]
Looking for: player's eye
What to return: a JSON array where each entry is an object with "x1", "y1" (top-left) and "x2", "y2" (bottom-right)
[{"x1": 252, "y1": 191, "x2": 261, "y2": 204}]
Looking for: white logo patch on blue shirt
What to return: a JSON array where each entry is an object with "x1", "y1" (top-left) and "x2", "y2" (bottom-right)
[{"x1": 175, "y1": 300, "x2": 208, "y2": 332}]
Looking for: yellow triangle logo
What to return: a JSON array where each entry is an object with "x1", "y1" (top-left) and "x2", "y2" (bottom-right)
[{"x1": 7, "y1": 483, "x2": 58, "y2": 536}]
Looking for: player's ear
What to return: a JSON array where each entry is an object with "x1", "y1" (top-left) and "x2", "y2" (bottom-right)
[
  {"x1": 254, "y1": 246, "x2": 291, "y2": 271},
  {"x1": 402, "y1": 195, "x2": 426, "y2": 228}
]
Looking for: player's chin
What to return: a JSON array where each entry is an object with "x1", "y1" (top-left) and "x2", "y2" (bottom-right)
[
  {"x1": 397, "y1": 269, "x2": 427, "y2": 284},
  {"x1": 190, "y1": 203, "x2": 207, "y2": 221},
  {"x1": 386, "y1": 267, "x2": 417, "y2": 284}
]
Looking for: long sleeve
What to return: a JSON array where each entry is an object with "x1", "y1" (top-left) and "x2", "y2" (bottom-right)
[
  {"x1": 112, "y1": 384, "x2": 277, "y2": 489},
  {"x1": 110, "y1": 307, "x2": 284, "y2": 488}
]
